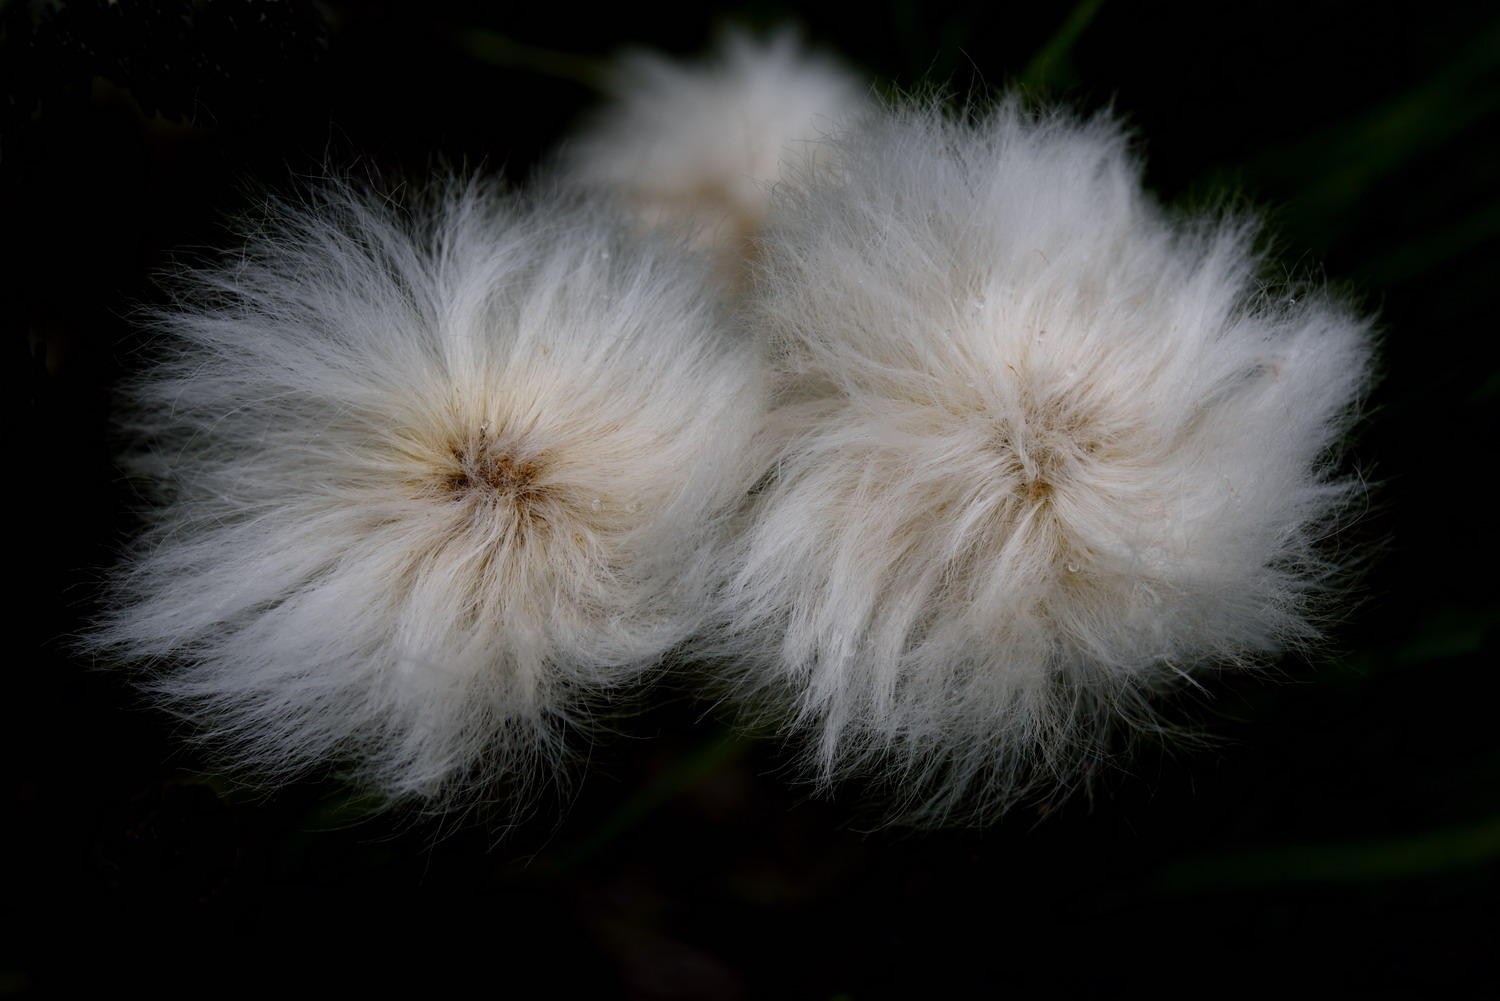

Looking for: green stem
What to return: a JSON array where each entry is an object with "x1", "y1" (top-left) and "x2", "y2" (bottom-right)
[
  {"x1": 1158, "y1": 815, "x2": 1500, "y2": 892},
  {"x1": 455, "y1": 28, "x2": 608, "y2": 90},
  {"x1": 1020, "y1": 0, "x2": 1106, "y2": 90}
]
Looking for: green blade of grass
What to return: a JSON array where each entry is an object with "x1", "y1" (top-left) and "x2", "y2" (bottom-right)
[
  {"x1": 1158, "y1": 815, "x2": 1500, "y2": 892},
  {"x1": 1020, "y1": 0, "x2": 1106, "y2": 91}
]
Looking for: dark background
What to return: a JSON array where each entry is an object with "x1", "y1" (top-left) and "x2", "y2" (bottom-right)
[{"x1": 6, "y1": 0, "x2": 1497, "y2": 994}]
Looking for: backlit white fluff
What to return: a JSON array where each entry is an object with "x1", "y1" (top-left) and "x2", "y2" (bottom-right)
[
  {"x1": 721, "y1": 103, "x2": 1375, "y2": 823},
  {"x1": 86, "y1": 178, "x2": 765, "y2": 806},
  {"x1": 562, "y1": 30, "x2": 869, "y2": 281}
]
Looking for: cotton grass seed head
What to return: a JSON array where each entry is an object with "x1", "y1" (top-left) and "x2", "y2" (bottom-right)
[
  {"x1": 85, "y1": 177, "x2": 766, "y2": 808},
  {"x1": 718, "y1": 101, "x2": 1376, "y2": 824},
  {"x1": 562, "y1": 29, "x2": 869, "y2": 283}
]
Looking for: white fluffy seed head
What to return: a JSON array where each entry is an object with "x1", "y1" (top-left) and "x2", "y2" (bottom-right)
[
  {"x1": 718, "y1": 101, "x2": 1376, "y2": 824},
  {"x1": 84, "y1": 177, "x2": 766, "y2": 808},
  {"x1": 561, "y1": 29, "x2": 870, "y2": 282}
]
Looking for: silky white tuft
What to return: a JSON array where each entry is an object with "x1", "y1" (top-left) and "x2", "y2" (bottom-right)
[
  {"x1": 718, "y1": 102, "x2": 1376, "y2": 824},
  {"x1": 84, "y1": 178, "x2": 765, "y2": 807},
  {"x1": 561, "y1": 30, "x2": 869, "y2": 281}
]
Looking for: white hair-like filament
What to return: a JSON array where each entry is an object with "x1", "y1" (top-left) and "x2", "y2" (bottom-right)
[
  {"x1": 715, "y1": 102, "x2": 1375, "y2": 824},
  {"x1": 561, "y1": 30, "x2": 870, "y2": 283},
  {"x1": 85, "y1": 177, "x2": 766, "y2": 808}
]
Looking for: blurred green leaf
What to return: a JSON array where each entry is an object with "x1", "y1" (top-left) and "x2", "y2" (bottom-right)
[
  {"x1": 1357, "y1": 195, "x2": 1500, "y2": 289},
  {"x1": 1019, "y1": 0, "x2": 1106, "y2": 91},
  {"x1": 1158, "y1": 815, "x2": 1500, "y2": 892},
  {"x1": 1222, "y1": 15, "x2": 1500, "y2": 245},
  {"x1": 553, "y1": 728, "x2": 751, "y2": 868},
  {"x1": 298, "y1": 789, "x2": 388, "y2": 832},
  {"x1": 1473, "y1": 369, "x2": 1500, "y2": 404},
  {"x1": 455, "y1": 28, "x2": 607, "y2": 89},
  {"x1": 1394, "y1": 609, "x2": 1493, "y2": 665}
]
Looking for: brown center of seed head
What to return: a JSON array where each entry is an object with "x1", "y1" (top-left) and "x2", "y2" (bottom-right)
[
  {"x1": 988, "y1": 386, "x2": 1109, "y2": 512},
  {"x1": 443, "y1": 436, "x2": 547, "y2": 503}
]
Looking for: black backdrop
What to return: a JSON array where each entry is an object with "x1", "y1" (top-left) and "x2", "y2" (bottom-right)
[{"x1": 6, "y1": 1, "x2": 1498, "y2": 995}]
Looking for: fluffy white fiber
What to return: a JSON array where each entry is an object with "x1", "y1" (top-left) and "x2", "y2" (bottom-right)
[
  {"x1": 719, "y1": 102, "x2": 1375, "y2": 823},
  {"x1": 86, "y1": 178, "x2": 765, "y2": 806},
  {"x1": 562, "y1": 30, "x2": 869, "y2": 281}
]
